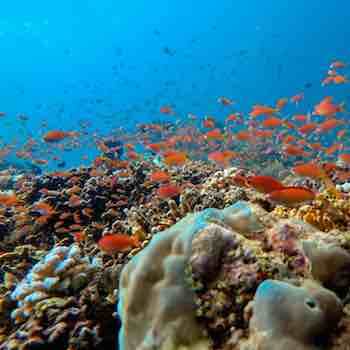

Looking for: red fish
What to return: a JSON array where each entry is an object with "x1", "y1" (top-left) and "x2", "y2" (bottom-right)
[
  {"x1": 163, "y1": 151, "x2": 188, "y2": 166},
  {"x1": 283, "y1": 144, "x2": 310, "y2": 157},
  {"x1": 290, "y1": 93, "x2": 304, "y2": 105},
  {"x1": 160, "y1": 106, "x2": 174, "y2": 114},
  {"x1": 208, "y1": 150, "x2": 238, "y2": 166},
  {"x1": 218, "y1": 96, "x2": 234, "y2": 105},
  {"x1": 317, "y1": 118, "x2": 344, "y2": 133},
  {"x1": 205, "y1": 128, "x2": 224, "y2": 141},
  {"x1": 98, "y1": 234, "x2": 139, "y2": 255},
  {"x1": 298, "y1": 123, "x2": 317, "y2": 135},
  {"x1": 339, "y1": 154, "x2": 350, "y2": 165},
  {"x1": 43, "y1": 130, "x2": 78, "y2": 143},
  {"x1": 313, "y1": 96, "x2": 344, "y2": 117},
  {"x1": 249, "y1": 105, "x2": 278, "y2": 118},
  {"x1": 247, "y1": 175, "x2": 285, "y2": 194},
  {"x1": 275, "y1": 98, "x2": 288, "y2": 110},
  {"x1": 149, "y1": 171, "x2": 170, "y2": 183},
  {"x1": 262, "y1": 117, "x2": 284, "y2": 128},
  {"x1": 330, "y1": 60, "x2": 346, "y2": 69},
  {"x1": 268, "y1": 187, "x2": 315, "y2": 206},
  {"x1": 157, "y1": 184, "x2": 182, "y2": 198},
  {"x1": 292, "y1": 162, "x2": 326, "y2": 179}
]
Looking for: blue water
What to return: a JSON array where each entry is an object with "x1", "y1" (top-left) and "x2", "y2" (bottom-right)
[{"x1": 0, "y1": 0, "x2": 349, "y2": 169}]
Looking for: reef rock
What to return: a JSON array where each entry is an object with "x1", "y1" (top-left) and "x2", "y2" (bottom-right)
[
  {"x1": 117, "y1": 202, "x2": 262, "y2": 350},
  {"x1": 243, "y1": 279, "x2": 343, "y2": 350}
]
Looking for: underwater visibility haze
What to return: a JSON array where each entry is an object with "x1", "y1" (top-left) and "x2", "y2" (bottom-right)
[{"x1": 1, "y1": 1, "x2": 350, "y2": 350}]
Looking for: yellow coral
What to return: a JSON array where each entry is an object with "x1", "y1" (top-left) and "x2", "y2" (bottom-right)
[{"x1": 273, "y1": 189, "x2": 350, "y2": 232}]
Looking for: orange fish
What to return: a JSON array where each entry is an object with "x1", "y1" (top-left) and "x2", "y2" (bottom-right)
[
  {"x1": 0, "y1": 194, "x2": 20, "y2": 207},
  {"x1": 275, "y1": 98, "x2": 288, "y2": 110},
  {"x1": 333, "y1": 75, "x2": 348, "y2": 84},
  {"x1": 249, "y1": 105, "x2": 278, "y2": 118},
  {"x1": 292, "y1": 163, "x2": 326, "y2": 179},
  {"x1": 149, "y1": 171, "x2": 170, "y2": 183},
  {"x1": 317, "y1": 118, "x2": 343, "y2": 133},
  {"x1": 262, "y1": 117, "x2": 284, "y2": 128},
  {"x1": 298, "y1": 123, "x2": 317, "y2": 135},
  {"x1": 337, "y1": 129, "x2": 347, "y2": 139},
  {"x1": 313, "y1": 96, "x2": 344, "y2": 117},
  {"x1": 336, "y1": 170, "x2": 350, "y2": 181},
  {"x1": 74, "y1": 231, "x2": 87, "y2": 242},
  {"x1": 325, "y1": 143, "x2": 343, "y2": 155},
  {"x1": 157, "y1": 184, "x2": 182, "y2": 198},
  {"x1": 147, "y1": 143, "x2": 166, "y2": 153},
  {"x1": 33, "y1": 159, "x2": 48, "y2": 165},
  {"x1": 309, "y1": 143, "x2": 322, "y2": 151},
  {"x1": 160, "y1": 106, "x2": 174, "y2": 114},
  {"x1": 283, "y1": 144, "x2": 310, "y2": 157},
  {"x1": 330, "y1": 60, "x2": 346, "y2": 69},
  {"x1": 339, "y1": 154, "x2": 350, "y2": 165},
  {"x1": 205, "y1": 128, "x2": 224, "y2": 141},
  {"x1": 98, "y1": 233, "x2": 139, "y2": 255},
  {"x1": 322, "y1": 76, "x2": 336, "y2": 86},
  {"x1": 203, "y1": 117, "x2": 216, "y2": 129},
  {"x1": 235, "y1": 130, "x2": 252, "y2": 142},
  {"x1": 282, "y1": 135, "x2": 296, "y2": 144},
  {"x1": 208, "y1": 150, "x2": 238, "y2": 166},
  {"x1": 254, "y1": 130, "x2": 274, "y2": 138},
  {"x1": 268, "y1": 187, "x2": 315, "y2": 206},
  {"x1": 163, "y1": 151, "x2": 188, "y2": 166},
  {"x1": 218, "y1": 96, "x2": 234, "y2": 105},
  {"x1": 293, "y1": 114, "x2": 309, "y2": 122},
  {"x1": 226, "y1": 113, "x2": 242, "y2": 122},
  {"x1": 290, "y1": 93, "x2": 304, "y2": 105},
  {"x1": 43, "y1": 130, "x2": 78, "y2": 143},
  {"x1": 247, "y1": 175, "x2": 285, "y2": 194}
]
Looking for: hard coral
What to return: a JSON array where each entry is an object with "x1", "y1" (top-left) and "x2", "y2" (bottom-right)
[
  {"x1": 273, "y1": 188, "x2": 350, "y2": 232},
  {"x1": 10, "y1": 244, "x2": 101, "y2": 324},
  {"x1": 241, "y1": 279, "x2": 343, "y2": 350}
]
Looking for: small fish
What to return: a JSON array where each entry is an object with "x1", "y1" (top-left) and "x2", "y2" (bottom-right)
[
  {"x1": 275, "y1": 97, "x2": 288, "y2": 110},
  {"x1": 205, "y1": 128, "x2": 224, "y2": 141},
  {"x1": 247, "y1": 175, "x2": 285, "y2": 194},
  {"x1": 218, "y1": 96, "x2": 234, "y2": 105},
  {"x1": 268, "y1": 187, "x2": 315, "y2": 206},
  {"x1": 163, "y1": 151, "x2": 188, "y2": 166},
  {"x1": 208, "y1": 150, "x2": 238, "y2": 166},
  {"x1": 290, "y1": 93, "x2": 304, "y2": 105},
  {"x1": 283, "y1": 144, "x2": 310, "y2": 157},
  {"x1": 149, "y1": 171, "x2": 170, "y2": 183},
  {"x1": 292, "y1": 162, "x2": 326, "y2": 179},
  {"x1": 98, "y1": 233, "x2": 139, "y2": 255},
  {"x1": 43, "y1": 130, "x2": 78, "y2": 143},
  {"x1": 249, "y1": 105, "x2": 278, "y2": 118},
  {"x1": 293, "y1": 114, "x2": 309, "y2": 122},
  {"x1": 298, "y1": 123, "x2": 318, "y2": 135},
  {"x1": 339, "y1": 153, "x2": 350, "y2": 165},
  {"x1": 317, "y1": 118, "x2": 344, "y2": 133},
  {"x1": 157, "y1": 184, "x2": 182, "y2": 198},
  {"x1": 330, "y1": 60, "x2": 347, "y2": 69},
  {"x1": 160, "y1": 106, "x2": 174, "y2": 114},
  {"x1": 313, "y1": 96, "x2": 344, "y2": 117},
  {"x1": 202, "y1": 117, "x2": 216, "y2": 129},
  {"x1": 262, "y1": 117, "x2": 284, "y2": 128}
]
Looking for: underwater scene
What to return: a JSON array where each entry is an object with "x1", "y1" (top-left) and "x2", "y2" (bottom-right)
[{"x1": 1, "y1": 0, "x2": 350, "y2": 349}]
